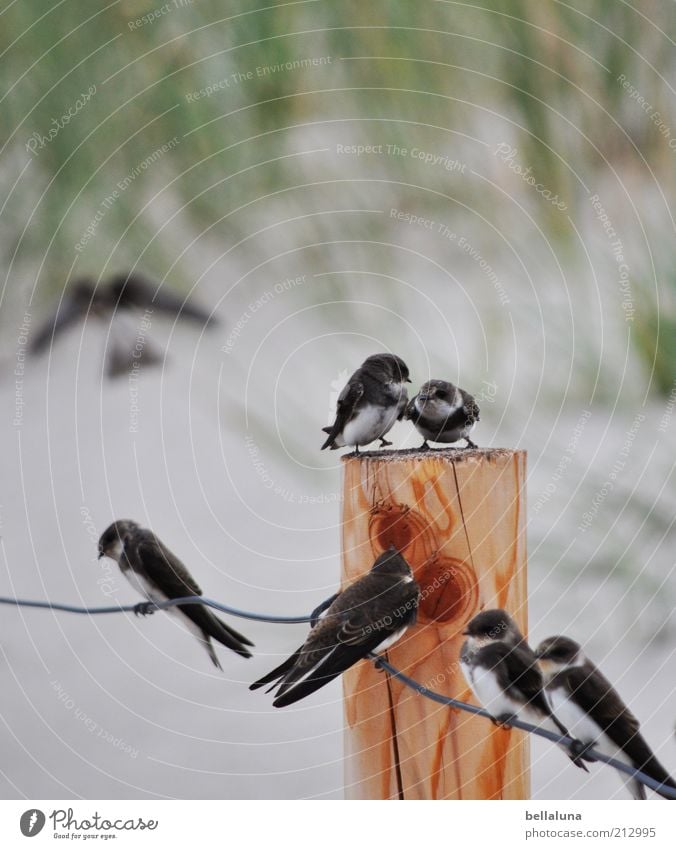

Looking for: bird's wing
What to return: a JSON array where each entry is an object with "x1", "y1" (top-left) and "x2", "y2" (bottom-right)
[
  {"x1": 321, "y1": 378, "x2": 364, "y2": 447},
  {"x1": 460, "y1": 389, "x2": 480, "y2": 424},
  {"x1": 271, "y1": 575, "x2": 418, "y2": 705},
  {"x1": 562, "y1": 665, "x2": 641, "y2": 746},
  {"x1": 130, "y1": 531, "x2": 203, "y2": 598},
  {"x1": 109, "y1": 273, "x2": 216, "y2": 325},
  {"x1": 30, "y1": 290, "x2": 90, "y2": 353},
  {"x1": 500, "y1": 643, "x2": 562, "y2": 725}
]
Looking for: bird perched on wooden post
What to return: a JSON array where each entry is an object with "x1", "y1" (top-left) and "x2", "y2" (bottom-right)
[
  {"x1": 460, "y1": 610, "x2": 587, "y2": 770},
  {"x1": 406, "y1": 379, "x2": 479, "y2": 449},
  {"x1": 97, "y1": 519, "x2": 253, "y2": 666},
  {"x1": 536, "y1": 635, "x2": 676, "y2": 799},
  {"x1": 321, "y1": 353, "x2": 411, "y2": 453},
  {"x1": 250, "y1": 547, "x2": 420, "y2": 707},
  {"x1": 30, "y1": 272, "x2": 217, "y2": 377}
]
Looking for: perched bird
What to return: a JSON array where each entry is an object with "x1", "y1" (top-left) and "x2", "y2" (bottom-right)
[
  {"x1": 98, "y1": 520, "x2": 253, "y2": 666},
  {"x1": 250, "y1": 547, "x2": 420, "y2": 707},
  {"x1": 321, "y1": 353, "x2": 411, "y2": 453},
  {"x1": 537, "y1": 636, "x2": 676, "y2": 799},
  {"x1": 461, "y1": 610, "x2": 586, "y2": 769},
  {"x1": 406, "y1": 379, "x2": 479, "y2": 449},
  {"x1": 30, "y1": 272, "x2": 216, "y2": 377}
]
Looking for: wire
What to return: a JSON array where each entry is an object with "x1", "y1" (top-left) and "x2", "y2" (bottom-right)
[
  {"x1": 0, "y1": 594, "x2": 313, "y2": 624},
  {"x1": 1, "y1": 593, "x2": 674, "y2": 799}
]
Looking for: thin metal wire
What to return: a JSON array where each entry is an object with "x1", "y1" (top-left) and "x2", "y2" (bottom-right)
[
  {"x1": 1, "y1": 593, "x2": 674, "y2": 799},
  {"x1": 0, "y1": 594, "x2": 313, "y2": 623}
]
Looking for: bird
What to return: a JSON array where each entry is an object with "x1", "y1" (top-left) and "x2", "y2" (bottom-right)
[
  {"x1": 30, "y1": 272, "x2": 216, "y2": 377},
  {"x1": 536, "y1": 635, "x2": 676, "y2": 799},
  {"x1": 250, "y1": 546, "x2": 420, "y2": 707},
  {"x1": 321, "y1": 353, "x2": 411, "y2": 453},
  {"x1": 460, "y1": 610, "x2": 587, "y2": 770},
  {"x1": 97, "y1": 519, "x2": 253, "y2": 666},
  {"x1": 406, "y1": 379, "x2": 480, "y2": 449}
]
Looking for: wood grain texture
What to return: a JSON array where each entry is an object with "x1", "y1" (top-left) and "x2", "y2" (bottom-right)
[{"x1": 341, "y1": 447, "x2": 529, "y2": 800}]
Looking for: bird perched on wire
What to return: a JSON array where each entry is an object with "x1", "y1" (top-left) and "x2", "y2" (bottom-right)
[
  {"x1": 406, "y1": 379, "x2": 480, "y2": 449},
  {"x1": 536, "y1": 635, "x2": 676, "y2": 799},
  {"x1": 460, "y1": 610, "x2": 587, "y2": 769},
  {"x1": 250, "y1": 547, "x2": 420, "y2": 707},
  {"x1": 30, "y1": 272, "x2": 217, "y2": 377},
  {"x1": 98, "y1": 520, "x2": 253, "y2": 667},
  {"x1": 321, "y1": 353, "x2": 411, "y2": 453}
]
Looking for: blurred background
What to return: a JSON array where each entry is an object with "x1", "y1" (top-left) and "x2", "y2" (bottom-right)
[{"x1": 0, "y1": 0, "x2": 674, "y2": 800}]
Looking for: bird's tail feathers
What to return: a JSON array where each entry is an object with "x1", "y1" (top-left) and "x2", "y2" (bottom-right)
[{"x1": 249, "y1": 646, "x2": 303, "y2": 692}]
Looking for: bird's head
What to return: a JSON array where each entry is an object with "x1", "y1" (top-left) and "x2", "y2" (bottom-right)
[
  {"x1": 370, "y1": 546, "x2": 414, "y2": 578},
  {"x1": 415, "y1": 379, "x2": 460, "y2": 415},
  {"x1": 535, "y1": 635, "x2": 584, "y2": 675},
  {"x1": 463, "y1": 608, "x2": 522, "y2": 648},
  {"x1": 362, "y1": 353, "x2": 411, "y2": 385},
  {"x1": 97, "y1": 519, "x2": 139, "y2": 561}
]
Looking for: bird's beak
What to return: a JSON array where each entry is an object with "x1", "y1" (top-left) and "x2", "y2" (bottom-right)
[
  {"x1": 405, "y1": 377, "x2": 412, "y2": 383},
  {"x1": 97, "y1": 551, "x2": 104, "y2": 560}
]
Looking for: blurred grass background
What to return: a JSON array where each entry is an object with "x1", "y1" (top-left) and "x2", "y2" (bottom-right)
[{"x1": 0, "y1": 0, "x2": 675, "y2": 799}]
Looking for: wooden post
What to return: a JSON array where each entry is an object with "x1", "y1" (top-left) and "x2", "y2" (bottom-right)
[{"x1": 341, "y1": 447, "x2": 529, "y2": 800}]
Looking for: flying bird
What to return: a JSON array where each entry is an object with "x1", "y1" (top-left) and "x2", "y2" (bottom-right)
[
  {"x1": 98, "y1": 520, "x2": 253, "y2": 666},
  {"x1": 406, "y1": 379, "x2": 479, "y2": 449},
  {"x1": 461, "y1": 610, "x2": 586, "y2": 769},
  {"x1": 537, "y1": 635, "x2": 676, "y2": 799},
  {"x1": 250, "y1": 547, "x2": 420, "y2": 707},
  {"x1": 30, "y1": 272, "x2": 217, "y2": 377},
  {"x1": 321, "y1": 353, "x2": 411, "y2": 453}
]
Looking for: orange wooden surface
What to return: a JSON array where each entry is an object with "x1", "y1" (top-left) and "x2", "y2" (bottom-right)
[{"x1": 341, "y1": 448, "x2": 529, "y2": 800}]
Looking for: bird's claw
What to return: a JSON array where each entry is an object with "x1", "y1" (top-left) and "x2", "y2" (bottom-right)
[
  {"x1": 379, "y1": 437, "x2": 393, "y2": 447},
  {"x1": 133, "y1": 601, "x2": 157, "y2": 617},
  {"x1": 493, "y1": 712, "x2": 516, "y2": 729},
  {"x1": 570, "y1": 738, "x2": 597, "y2": 763},
  {"x1": 465, "y1": 438, "x2": 478, "y2": 449}
]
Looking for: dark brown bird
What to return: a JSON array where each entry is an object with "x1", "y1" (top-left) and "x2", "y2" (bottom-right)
[
  {"x1": 537, "y1": 636, "x2": 676, "y2": 799},
  {"x1": 251, "y1": 547, "x2": 419, "y2": 707},
  {"x1": 406, "y1": 379, "x2": 479, "y2": 449},
  {"x1": 98, "y1": 520, "x2": 253, "y2": 667},
  {"x1": 30, "y1": 272, "x2": 216, "y2": 377}
]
